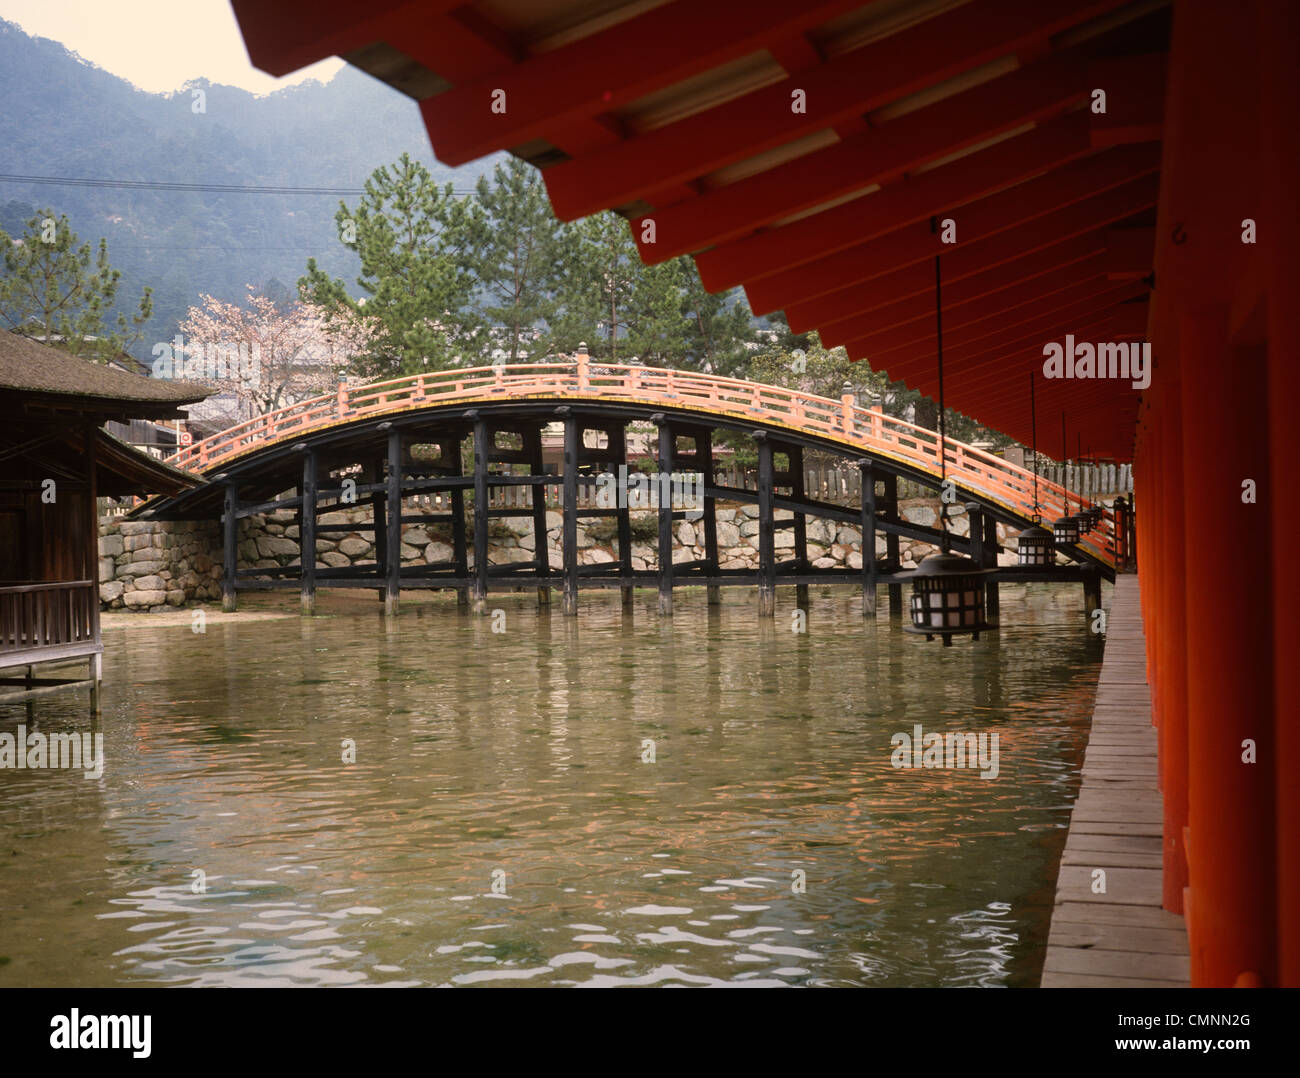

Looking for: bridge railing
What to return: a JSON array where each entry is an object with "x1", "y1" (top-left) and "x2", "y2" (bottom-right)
[{"x1": 166, "y1": 361, "x2": 1114, "y2": 565}]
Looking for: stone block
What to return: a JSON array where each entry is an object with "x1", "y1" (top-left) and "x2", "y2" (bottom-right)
[
  {"x1": 425, "y1": 541, "x2": 454, "y2": 564},
  {"x1": 124, "y1": 588, "x2": 165, "y2": 608}
]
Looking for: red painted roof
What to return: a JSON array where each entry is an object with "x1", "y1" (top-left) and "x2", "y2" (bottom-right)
[{"x1": 232, "y1": 0, "x2": 1170, "y2": 460}]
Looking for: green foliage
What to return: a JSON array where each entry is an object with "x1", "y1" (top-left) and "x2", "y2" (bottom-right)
[
  {"x1": 0, "y1": 209, "x2": 152, "y2": 359},
  {"x1": 300, "y1": 154, "x2": 481, "y2": 376},
  {"x1": 464, "y1": 157, "x2": 563, "y2": 361}
]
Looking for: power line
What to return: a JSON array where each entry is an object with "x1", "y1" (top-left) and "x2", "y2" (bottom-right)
[{"x1": 0, "y1": 173, "x2": 478, "y2": 196}]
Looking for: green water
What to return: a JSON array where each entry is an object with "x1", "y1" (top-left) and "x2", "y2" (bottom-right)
[{"x1": 0, "y1": 583, "x2": 1103, "y2": 987}]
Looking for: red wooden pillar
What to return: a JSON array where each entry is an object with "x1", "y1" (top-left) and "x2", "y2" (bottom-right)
[
  {"x1": 1154, "y1": 381, "x2": 1188, "y2": 915},
  {"x1": 1180, "y1": 310, "x2": 1275, "y2": 985},
  {"x1": 1260, "y1": 0, "x2": 1300, "y2": 988}
]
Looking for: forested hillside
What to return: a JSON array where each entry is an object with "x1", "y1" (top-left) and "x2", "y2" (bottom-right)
[{"x1": 0, "y1": 18, "x2": 497, "y2": 357}]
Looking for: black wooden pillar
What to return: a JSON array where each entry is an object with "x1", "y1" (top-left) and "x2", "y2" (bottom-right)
[
  {"x1": 300, "y1": 448, "x2": 318, "y2": 616},
  {"x1": 656, "y1": 422, "x2": 675, "y2": 615},
  {"x1": 449, "y1": 438, "x2": 469, "y2": 607},
  {"x1": 984, "y1": 514, "x2": 1001, "y2": 620},
  {"x1": 757, "y1": 433, "x2": 775, "y2": 618},
  {"x1": 1084, "y1": 568, "x2": 1102, "y2": 619},
  {"x1": 371, "y1": 461, "x2": 387, "y2": 602},
  {"x1": 221, "y1": 481, "x2": 239, "y2": 613},
  {"x1": 561, "y1": 415, "x2": 579, "y2": 616},
  {"x1": 526, "y1": 424, "x2": 551, "y2": 607},
  {"x1": 700, "y1": 429, "x2": 720, "y2": 606},
  {"x1": 860, "y1": 458, "x2": 877, "y2": 617},
  {"x1": 967, "y1": 502, "x2": 985, "y2": 574},
  {"x1": 614, "y1": 425, "x2": 634, "y2": 609},
  {"x1": 882, "y1": 472, "x2": 902, "y2": 618},
  {"x1": 384, "y1": 428, "x2": 402, "y2": 617},
  {"x1": 789, "y1": 444, "x2": 809, "y2": 612},
  {"x1": 472, "y1": 418, "x2": 490, "y2": 615}
]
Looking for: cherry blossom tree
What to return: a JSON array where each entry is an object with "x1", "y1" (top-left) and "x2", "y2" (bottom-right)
[{"x1": 177, "y1": 285, "x2": 370, "y2": 417}]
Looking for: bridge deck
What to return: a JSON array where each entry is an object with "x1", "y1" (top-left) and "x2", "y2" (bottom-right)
[{"x1": 1041, "y1": 574, "x2": 1189, "y2": 987}]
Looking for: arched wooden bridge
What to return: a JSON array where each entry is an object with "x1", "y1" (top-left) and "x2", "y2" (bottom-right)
[{"x1": 137, "y1": 359, "x2": 1120, "y2": 618}]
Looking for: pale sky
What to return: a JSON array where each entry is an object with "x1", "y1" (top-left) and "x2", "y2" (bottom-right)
[{"x1": 0, "y1": 0, "x2": 345, "y2": 94}]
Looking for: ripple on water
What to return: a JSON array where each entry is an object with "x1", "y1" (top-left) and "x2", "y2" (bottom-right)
[{"x1": 0, "y1": 584, "x2": 1098, "y2": 987}]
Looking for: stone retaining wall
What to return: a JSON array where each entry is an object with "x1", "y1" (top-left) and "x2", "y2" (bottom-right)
[{"x1": 98, "y1": 499, "x2": 1015, "y2": 611}]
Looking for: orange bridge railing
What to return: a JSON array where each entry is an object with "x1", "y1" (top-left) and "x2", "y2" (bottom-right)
[{"x1": 167, "y1": 360, "x2": 1114, "y2": 566}]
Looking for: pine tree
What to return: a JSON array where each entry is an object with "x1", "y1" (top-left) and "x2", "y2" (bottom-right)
[
  {"x1": 465, "y1": 157, "x2": 563, "y2": 361},
  {"x1": 0, "y1": 209, "x2": 152, "y2": 360},
  {"x1": 299, "y1": 153, "x2": 481, "y2": 377}
]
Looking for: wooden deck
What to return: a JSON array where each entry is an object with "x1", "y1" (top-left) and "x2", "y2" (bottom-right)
[{"x1": 1041, "y1": 574, "x2": 1190, "y2": 987}]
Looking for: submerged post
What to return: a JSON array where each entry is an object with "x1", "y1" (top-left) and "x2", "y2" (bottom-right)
[
  {"x1": 384, "y1": 428, "x2": 401, "y2": 617},
  {"x1": 527, "y1": 424, "x2": 551, "y2": 608},
  {"x1": 860, "y1": 458, "x2": 877, "y2": 617},
  {"x1": 561, "y1": 415, "x2": 578, "y2": 616},
  {"x1": 449, "y1": 438, "x2": 469, "y2": 608},
  {"x1": 757, "y1": 433, "x2": 775, "y2": 617},
  {"x1": 300, "y1": 448, "x2": 317, "y2": 615},
  {"x1": 700, "y1": 429, "x2": 721, "y2": 606},
  {"x1": 614, "y1": 424, "x2": 634, "y2": 609},
  {"x1": 472, "y1": 417, "x2": 490, "y2": 615},
  {"x1": 984, "y1": 514, "x2": 1000, "y2": 620},
  {"x1": 222, "y1": 480, "x2": 238, "y2": 613},
  {"x1": 789, "y1": 444, "x2": 809, "y2": 613},
  {"x1": 657, "y1": 421, "x2": 674, "y2": 616},
  {"x1": 882, "y1": 473, "x2": 902, "y2": 618},
  {"x1": 1084, "y1": 568, "x2": 1102, "y2": 621}
]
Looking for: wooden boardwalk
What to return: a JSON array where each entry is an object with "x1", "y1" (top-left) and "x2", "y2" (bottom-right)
[{"x1": 1041, "y1": 574, "x2": 1191, "y2": 987}]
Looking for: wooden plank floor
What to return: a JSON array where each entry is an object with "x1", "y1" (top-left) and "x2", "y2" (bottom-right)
[{"x1": 1041, "y1": 574, "x2": 1191, "y2": 988}]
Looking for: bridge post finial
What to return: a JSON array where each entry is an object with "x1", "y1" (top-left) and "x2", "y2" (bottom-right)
[{"x1": 576, "y1": 342, "x2": 589, "y2": 390}]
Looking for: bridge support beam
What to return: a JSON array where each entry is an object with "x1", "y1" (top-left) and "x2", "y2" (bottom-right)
[
  {"x1": 449, "y1": 437, "x2": 469, "y2": 608},
  {"x1": 756, "y1": 433, "x2": 775, "y2": 618},
  {"x1": 1083, "y1": 569, "x2": 1101, "y2": 622},
  {"x1": 561, "y1": 416, "x2": 578, "y2": 616},
  {"x1": 372, "y1": 458, "x2": 387, "y2": 604},
  {"x1": 788, "y1": 444, "x2": 810, "y2": 613},
  {"x1": 882, "y1": 473, "x2": 902, "y2": 617},
  {"x1": 657, "y1": 421, "x2": 674, "y2": 616},
  {"x1": 701, "y1": 430, "x2": 720, "y2": 606},
  {"x1": 984, "y1": 514, "x2": 1000, "y2": 620},
  {"x1": 860, "y1": 458, "x2": 877, "y2": 617},
  {"x1": 299, "y1": 448, "x2": 317, "y2": 616},
  {"x1": 221, "y1": 482, "x2": 238, "y2": 613},
  {"x1": 613, "y1": 424, "x2": 634, "y2": 609},
  {"x1": 384, "y1": 429, "x2": 401, "y2": 617},
  {"x1": 526, "y1": 425, "x2": 551, "y2": 607},
  {"x1": 472, "y1": 418, "x2": 490, "y2": 615}
]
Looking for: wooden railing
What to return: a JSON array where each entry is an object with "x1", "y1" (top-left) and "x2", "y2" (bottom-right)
[
  {"x1": 164, "y1": 361, "x2": 1116, "y2": 565},
  {"x1": 0, "y1": 581, "x2": 99, "y2": 660}
]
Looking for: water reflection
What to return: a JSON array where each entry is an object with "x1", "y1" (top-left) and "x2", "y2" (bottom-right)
[{"x1": 0, "y1": 583, "x2": 1102, "y2": 987}]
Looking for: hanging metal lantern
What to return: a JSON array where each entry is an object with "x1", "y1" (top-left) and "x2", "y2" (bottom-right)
[
  {"x1": 905, "y1": 551, "x2": 991, "y2": 646},
  {"x1": 1017, "y1": 519, "x2": 1055, "y2": 566},
  {"x1": 1053, "y1": 513, "x2": 1081, "y2": 545}
]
